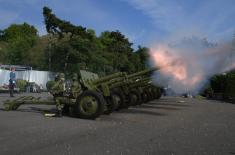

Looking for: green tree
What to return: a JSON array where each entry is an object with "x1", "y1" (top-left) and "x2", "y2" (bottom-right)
[
  {"x1": 27, "y1": 35, "x2": 50, "y2": 70},
  {"x1": 43, "y1": 6, "x2": 98, "y2": 75},
  {"x1": 0, "y1": 29, "x2": 4, "y2": 40},
  {"x1": 42, "y1": 6, "x2": 151, "y2": 75},
  {"x1": 0, "y1": 41, "x2": 8, "y2": 63},
  {"x1": 98, "y1": 30, "x2": 135, "y2": 73},
  {"x1": 1, "y1": 23, "x2": 38, "y2": 65},
  {"x1": 134, "y1": 46, "x2": 149, "y2": 70},
  {"x1": 43, "y1": 6, "x2": 91, "y2": 39}
]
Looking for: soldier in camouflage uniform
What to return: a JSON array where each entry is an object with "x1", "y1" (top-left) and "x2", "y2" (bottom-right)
[
  {"x1": 70, "y1": 73, "x2": 82, "y2": 99},
  {"x1": 50, "y1": 73, "x2": 65, "y2": 117}
]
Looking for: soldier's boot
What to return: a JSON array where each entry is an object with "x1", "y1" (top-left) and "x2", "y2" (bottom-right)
[
  {"x1": 56, "y1": 104, "x2": 63, "y2": 117},
  {"x1": 55, "y1": 99, "x2": 63, "y2": 117}
]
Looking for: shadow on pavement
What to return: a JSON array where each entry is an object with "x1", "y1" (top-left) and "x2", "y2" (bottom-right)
[
  {"x1": 147, "y1": 102, "x2": 191, "y2": 107},
  {"x1": 0, "y1": 108, "x2": 6, "y2": 111},
  {"x1": 0, "y1": 95, "x2": 11, "y2": 98},
  {"x1": 23, "y1": 107, "x2": 73, "y2": 117},
  {"x1": 119, "y1": 108, "x2": 166, "y2": 116},
  {"x1": 0, "y1": 107, "x2": 56, "y2": 114},
  {"x1": 139, "y1": 104, "x2": 181, "y2": 110},
  {"x1": 11, "y1": 107, "x2": 56, "y2": 114},
  {"x1": 31, "y1": 107, "x2": 56, "y2": 113}
]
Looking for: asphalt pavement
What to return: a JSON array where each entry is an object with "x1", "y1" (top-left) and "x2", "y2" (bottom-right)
[{"x1": 0, "y1": 93, "x2": 234, "y2": 155}]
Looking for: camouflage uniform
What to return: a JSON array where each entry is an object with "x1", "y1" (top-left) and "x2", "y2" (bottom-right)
[
  {"x1": 70, "y1": 73, "x2": 82, "y2": 99},
  {"x1": 50, "y1": 73, "x2": 65, "y2": 117}
]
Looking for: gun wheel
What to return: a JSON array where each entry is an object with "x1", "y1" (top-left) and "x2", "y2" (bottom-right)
[
  {"x1": 104, "y1": 89, "x2": 126, "y2": 114},
  {"x1": 154, "y1": 88, "x2": 162, "y2": 99},
  {"x1": 112, "y1": 89, "x2": 127, "y2": 110},
  {"x1": 129, "y1": 90, "x2": 142, "y2": 106},
  {"x1": 103, "y1": 96, "x2": 115, "y2": 115},
  {"x1": 75, "y1": 90, "x2": 105, "y2": 119},
  {"x1": 141, "y1": 92, "x2": 149, "y2": 103}
]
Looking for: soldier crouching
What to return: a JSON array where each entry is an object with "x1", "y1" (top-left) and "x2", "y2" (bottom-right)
[{"x1": 50, "y1": 73, "x2": 66, "y2": 117}]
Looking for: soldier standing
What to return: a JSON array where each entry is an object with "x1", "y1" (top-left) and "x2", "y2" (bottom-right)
[
  {"x1": 50, "y1": 73, "x2": 65, "y2": 117},
  {"x1": 9, "y1": 67, "x2": 16, "y2": 97}
]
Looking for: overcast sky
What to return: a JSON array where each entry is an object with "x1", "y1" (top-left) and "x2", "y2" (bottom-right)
[{"x1": 0, "y1": 0, "x2": 235, "y2": 47}]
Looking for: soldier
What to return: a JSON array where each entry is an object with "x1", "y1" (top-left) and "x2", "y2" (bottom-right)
[
  {"x1": 70, "y1": 73, "x2": 82, "y2": 99},
  {"x1": 50, "y1": 73, "x2": 65, "y2": 117},
  {"x1": 9, "y1": 67, "x2": 16, "y2": 97}
]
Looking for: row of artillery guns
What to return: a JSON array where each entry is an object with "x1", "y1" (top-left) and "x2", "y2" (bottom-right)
[{"x1": 4, "y1": 68, "x2": 162, "y2": 119}]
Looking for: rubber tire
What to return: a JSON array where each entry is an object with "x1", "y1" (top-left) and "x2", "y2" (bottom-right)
[
  {"x1": 112, "y1": 89, "x2": 128, "y2": 110},
  {"x1": 156, "y1": 91, "x2": 162, "y2": 99},
  {"x1": 141, "y1": 92, "x2": 149, "y2": 103},
  {"x1": 147, "y1": 89, "x2": 154, "y2": 101},
  {"x1": 103, "y1": 89, "x2": 127, "y2": 114},
  {"x1": 136, "y1": 89, "x2": 144, "y2": 105},
  {"x1": 155, "y1": 88, "x2": 162, "y2": 99},
  {"x1": 103, "y1": 96, "x2": 115, "y2": 115},
  {"x1": 128, "y1": 90, "x2": 142, "y2": 106},
  {"x1": 75, "y1": 90, "x2": 105, "y2": 119}
]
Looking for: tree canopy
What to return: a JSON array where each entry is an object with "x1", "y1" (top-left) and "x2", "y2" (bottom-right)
[
  {"x1": 0, "y1": 23, "x2": 38, "y2": 65},
  {"x1": 41, "y1": 6, "x2": 149, "y2": 75},
  {"x1": 0, "y1": 6, "x2": 149, "y2": 76}
]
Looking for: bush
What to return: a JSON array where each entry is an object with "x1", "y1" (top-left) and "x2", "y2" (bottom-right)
[
  {"x1": 210, "y1": 74, "x2": 227, "y2": 93},
  {"x1": 224, "y1": 73, "x2": 235, "y2": 98},
  {"x1": 46, "y1": 80, "x2": 55, "y2": 91},
  {"x1": 210, "y1": 72, "x2": 235, "y2": 99},
  {"x1": 16, "y1": 79, "x2": 27, "y2": 92},
  {"x1": 203, "y1": 87, "x2": 214, "y2": 98}
]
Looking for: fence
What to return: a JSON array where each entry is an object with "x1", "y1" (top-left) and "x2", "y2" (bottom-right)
[{"x1": 0, "y1": 69, "x2": 55, "y2": 90}]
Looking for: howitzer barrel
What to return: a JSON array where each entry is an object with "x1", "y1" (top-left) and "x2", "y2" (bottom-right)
[
  {"x1": 127, "y1": 67, "x2": 159, "y2": 79},
  {"x1": 109, "y1": 75, "x2": 152, "y2": 89},
  {"x1": 129, "y1": 79, "x2": 152, "y2": 89},
  {"x1": 134, "y1": 76, "x2": 151, "y2": 83},
  {"x1": 109, "y1": 80, "x2": 133, "y2": 89},
  {"x1": 105, "y1": 77, "x2": 126, "y2": 86},
  {"x1": 126, "y1": 76, "x2": 151, "y2": 87},
  {"x1": 92, "y1": 72, "x2": 126, "y2": 85}
]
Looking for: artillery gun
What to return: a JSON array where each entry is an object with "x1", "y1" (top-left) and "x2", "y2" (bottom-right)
[
  {"x1": 79, "y1": 67, "x2": 161, "y2": 113},
  {"x1": 79, "y1": 70, "x2": 152, "y2": 112},
  {"x1": 3, "y1": 68, "x2": 161, "y2": 119},
  {"x1": 4, "y1": 70, "x2": 106, "y2": 119},
  {"x1": 98, "y1": 68, "x2": 160, "y2": 109},
  {"x1": 118, "y1": 76, "x2": 161, "y2": 106}
]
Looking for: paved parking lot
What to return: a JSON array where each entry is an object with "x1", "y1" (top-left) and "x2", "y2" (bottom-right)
[{"x1": 0, "y1": 93, "x2": 234, "y2": 155}]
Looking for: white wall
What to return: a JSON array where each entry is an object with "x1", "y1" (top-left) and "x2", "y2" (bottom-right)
[
  {"x1": 0, "y1": 69, "x2": 55, "y2": 89},
  {"x1": 0, "y1": 69, "x2": 10, "y2": 86}
]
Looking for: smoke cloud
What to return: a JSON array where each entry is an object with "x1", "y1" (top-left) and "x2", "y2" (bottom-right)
[{"x1": 150, "y1": 36, "x2": 235, "y2": 95}]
